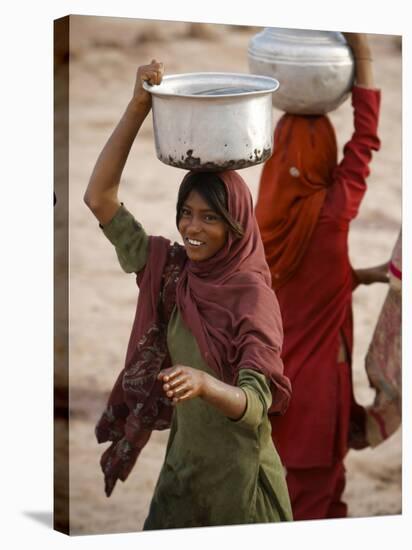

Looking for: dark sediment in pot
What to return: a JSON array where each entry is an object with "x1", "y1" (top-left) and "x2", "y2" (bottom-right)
[{"x1": 159, "y1": 147, "x2": 272, "y2": 171}]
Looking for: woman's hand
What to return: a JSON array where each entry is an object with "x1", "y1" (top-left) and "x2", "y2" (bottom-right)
[
  {"x1": 343, "y1": 32, "x2": 372, "y2": 58},
  {"x1": 355, "y1": 262, "x2": 389, "y2": 286},
  {"x1": 158, "y1": 365, "x2": 206, "y2": 404},
  {"x1": 342, "y1": 32, "x2": 374, "y2": 88},
  {"x1": 131, "y1": 59, "x2": 164, "y2": 111}
]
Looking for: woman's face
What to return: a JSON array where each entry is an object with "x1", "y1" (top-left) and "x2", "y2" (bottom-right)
[{"x1": 178, "y1": 190, "x2": 228, "y2": 262}]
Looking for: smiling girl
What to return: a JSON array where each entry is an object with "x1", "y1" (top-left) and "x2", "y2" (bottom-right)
[{"x1": 84, "y1": 60, "x2": 292, "y2": 529}]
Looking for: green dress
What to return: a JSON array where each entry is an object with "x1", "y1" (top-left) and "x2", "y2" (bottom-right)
[{"x1": 102, "y1": 205, "x2": 293, "y2": 529}]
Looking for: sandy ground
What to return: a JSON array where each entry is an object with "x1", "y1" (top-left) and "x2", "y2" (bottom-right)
[{"x1": 54, "y1": 15, "x2": 402, "y2": 535}]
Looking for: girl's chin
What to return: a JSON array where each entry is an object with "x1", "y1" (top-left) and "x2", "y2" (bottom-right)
[{"x1": 185, "y1": 245, "x2": 209, "y2": 261}]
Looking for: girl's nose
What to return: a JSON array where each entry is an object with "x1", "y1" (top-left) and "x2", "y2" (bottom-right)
[{"x1": 186, "y1": 217, "x2": 202, "y2": 234}]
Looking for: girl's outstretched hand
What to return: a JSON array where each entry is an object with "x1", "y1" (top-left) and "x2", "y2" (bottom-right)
[
  {"x1": 158, "y1": 365, "x2": 206, "y2": 404},
  {"x1": 159, "y1": 364, "x2": 247, "y2": 420}
]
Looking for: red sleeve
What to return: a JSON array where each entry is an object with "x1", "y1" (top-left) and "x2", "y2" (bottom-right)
[{"x1": 325, "y1": 86, "x2": 381, "y2": 221}]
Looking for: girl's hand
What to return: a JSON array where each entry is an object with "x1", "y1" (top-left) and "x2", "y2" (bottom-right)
[
  {"x1": 158, "y1": 365, "x2": 247, "y2": 419},
  {"x1": 158, "y1": 365, "x2": 206, "y2": 404},
  {"x1": 132, "y1": 59, "x2": 164, "y2": 110}
]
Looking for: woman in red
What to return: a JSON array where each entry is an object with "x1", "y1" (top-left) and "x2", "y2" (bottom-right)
[{"x1": 255, "y1": 33, "x2": 382, "y2": 520}]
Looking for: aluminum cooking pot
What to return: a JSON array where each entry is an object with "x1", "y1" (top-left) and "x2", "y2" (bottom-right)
[
  {"x1": 143, "y1": 72, "x2": 279, "y2": 171},
  {"x1": 248, "y1": 28, "x2": 355, "y2": 114}
]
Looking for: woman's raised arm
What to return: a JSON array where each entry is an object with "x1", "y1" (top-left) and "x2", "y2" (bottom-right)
[
  {"x1": 84, "y1": 59, "x2": 164, "y2": 225},
  {"x1": 343, "y1": 32, "x2": 375, "y2": 89}
]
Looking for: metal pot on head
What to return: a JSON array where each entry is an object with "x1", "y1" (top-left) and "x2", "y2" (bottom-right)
[
  {"x1": 248, "y1": 27, "x2": 355, "y2": 115},
  {"x1": 143, "y1": 72, "x2": 279, "y2": 171}
]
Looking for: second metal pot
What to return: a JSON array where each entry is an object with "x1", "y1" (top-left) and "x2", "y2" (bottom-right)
[{"x1": 248, "y1": 28, "x2": 355, "y2": 115}]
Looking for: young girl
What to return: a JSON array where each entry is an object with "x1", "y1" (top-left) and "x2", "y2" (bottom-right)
[
  {"x1": 254, "y1": 33, "x2": 382, "y2": 520},
  {"x1": 84, "y1": 60, "x2": 293, "y2": 529}
]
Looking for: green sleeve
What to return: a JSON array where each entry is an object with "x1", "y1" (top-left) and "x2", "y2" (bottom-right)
[
  {"x1": 231, "y1": 369, "x2": 272, "y2": 430},
  {"x1": 100, "y1": 204, "x2": 149, "y2": 273}
]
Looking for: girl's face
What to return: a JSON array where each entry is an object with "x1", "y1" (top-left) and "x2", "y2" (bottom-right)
[{"x1": 178, "y1": 190, "x2": 228, "y2": 262}]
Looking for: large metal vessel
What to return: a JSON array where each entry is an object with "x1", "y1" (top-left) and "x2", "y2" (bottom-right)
[
  {"x1": 248, "y1": 28, "x2": 354, "y2": 114},
  {"x1": 143, "y1": 72, "x2": 279, "y2": 171}
]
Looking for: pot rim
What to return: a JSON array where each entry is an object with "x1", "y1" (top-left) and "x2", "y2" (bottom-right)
[{"x1": 143, "y1": 72, "x2": 279, "y2": 99}]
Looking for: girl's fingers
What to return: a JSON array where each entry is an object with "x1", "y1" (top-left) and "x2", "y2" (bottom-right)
[
  {"x1": 165, "y1": 370, "x2": 182, "y2": 383},
  {"x1": 138, "y1": 61, "x2": 162, "y2": 77},
  {"x1": 141, "y1": 70, "x2": 161, "y2": 86},
  {"x1": 166, "y1": 382, "x2": 190, "y2": 398},
  {"x1": 158, "y1": 367, "x2": 183, "y2": 380},
  {"x1": 173, "y1": 389, "x2": 193, "y2": 403},
  {"x1": 150, "y1": 59, "x2": 163, "y2": 70},
  {"x1": 166, "y1": 375, "x2": 188, "y2": 389}
]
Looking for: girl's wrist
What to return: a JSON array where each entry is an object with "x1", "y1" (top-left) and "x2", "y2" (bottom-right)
[
  {"x1": 127, "y1": 95, "x2": 151, "y2": 116},
  {"x1": 198, "y1": 371, "x2": 210, "y2": 399}
]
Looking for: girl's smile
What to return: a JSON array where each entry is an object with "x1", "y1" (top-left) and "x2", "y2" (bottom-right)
[{"x1": 185, "y1": 237, "x2": 205, "y2": 247}]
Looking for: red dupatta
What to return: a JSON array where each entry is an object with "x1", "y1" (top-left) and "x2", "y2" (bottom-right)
[{"x1": 255, "y1": 114, "x2": 337, "y2": 289}]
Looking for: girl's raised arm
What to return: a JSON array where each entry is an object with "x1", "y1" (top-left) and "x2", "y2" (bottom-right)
[{"x1": 84, "y1": 59, "x2": 164, "y2": 225}]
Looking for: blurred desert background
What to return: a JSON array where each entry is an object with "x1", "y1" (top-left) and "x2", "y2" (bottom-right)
[{"x1": 54, "y1": 15, "x2": 402, "y2": 535}]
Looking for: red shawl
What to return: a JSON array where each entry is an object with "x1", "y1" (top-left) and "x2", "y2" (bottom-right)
[
  {"x1": 96, "y1": 170, "x2": 291, "y2": 496},
  {"x1": 255, "y1": 114, "x2": 337, "y2": 289}
]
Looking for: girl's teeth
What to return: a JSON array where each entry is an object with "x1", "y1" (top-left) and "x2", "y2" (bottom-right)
[{"x1": 188, "y1": 238, "x2": 202, "y2": 246}]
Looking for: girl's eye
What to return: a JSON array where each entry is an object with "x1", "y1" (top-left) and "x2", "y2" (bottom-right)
[
  {"x1": 204, "y1": 214, "x2": 219, "y2": 222},
  {"x1": 181, "y1": 208, "x2": 191, "y2": 217}
]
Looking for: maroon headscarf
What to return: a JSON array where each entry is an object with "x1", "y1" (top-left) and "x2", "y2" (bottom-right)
[
  {"x1": 96, "y1": 170, "x2": 291, "y2": 496},
  {"x1": 176, "y1": 170, "x2": 291, "y2": 400}
]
